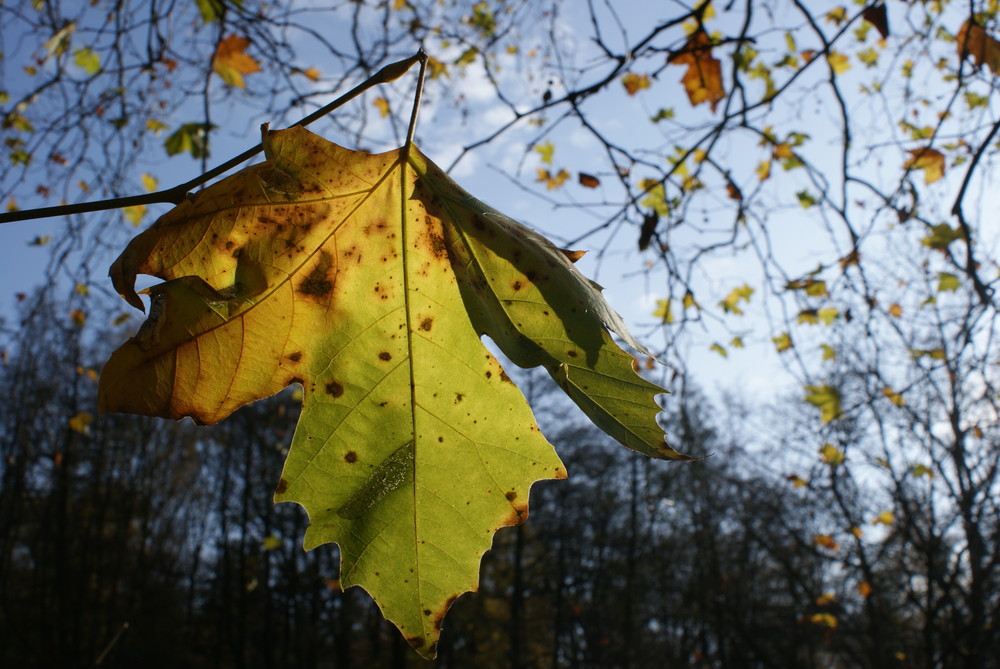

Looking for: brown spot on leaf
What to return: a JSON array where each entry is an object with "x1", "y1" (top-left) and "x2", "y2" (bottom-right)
[
  {"x1": 500, "y1": 370, "x2": 513, "y2": 384},
  {"x1": 287, "y1": 351, "x2": 302, "y2": 362},
  {"x1": 406, "y1": 636, "x2": 425, "y2": 649},
  {"x1": 454, "y1": 393, "x2": 463, "y2": 403},
  {"x1": 512, "y1": 280, "x2": 523, "y2": 291},
  {"x1": 429, "y1": 232, "x2": 447, "y2": 258},
  {"x1": 344, "y1": 451, "x2": 357, "y2": 463},
  {"x1": 298, "y1": 250, "x2": 334, "y2": 297},
  {"x1": 419, "y1": 317, "x2": 433, "y2": 331},
  {"x1": 505, "y1": 491, "x2": 517, "y2": 501},
  {"x1": 275, "y1": 478, "x2": 289, "y2": 494},
  {"x1": 566, "y1": 349, "x2": 579, "y2": 358},
  {"x1": 287, "y1": 376, "x2": 304, "y2": 386},
  {"x1": 325, "y1": 380, "x2": 344, "y2": 397},
  {"x1": 378, "y1": 351, "x2": 392, "y2": 361}
]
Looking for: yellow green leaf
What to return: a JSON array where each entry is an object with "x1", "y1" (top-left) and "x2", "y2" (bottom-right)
[
  {"x1": 810, "y1": 613, "x2": 838, "y2": 628},
  {"x1": 638, "y1": 179, "x2": 669, "y2": 216},
  {"x1": 719, "y1": 284, "x2": 754, "y2": 315},
  {"x1": 99, "y1": 126, "x2": 682, "y2": 657},
  {"x1": 73, "y1": 47, "x2": 101, "y2": 75},
  {"x1": 911, "y1": 463, "x2": 934, "y2": 478},
  {"x1": 807, "y1": 385, "x2": 843, "y2": 423},
  {"x1": 373, "y1": 96, "x2": 390, "y2": 118},
  {"x1": 146, "y1": 118, "x2": 169, "y2": 135},
  {"x1": 141, "y1": 173, "x2": 159, "y2": 192},
  {"x1": 653, "y1": 299, "x2": 674, "y2": 324},
  {"x1": 820, "y1": 344, "x2": 836, "y2": 361},
  {"x1": 818, "y1": 307, "x2": 839, "y2": 325},
  {"x1": 825, "y1": 7, "x2": 847, "y2": 25},
  {"x1": 710, "y1": 342, "x2": 728, "y2": 358},
  {"x1": 872, "y1": 510, "x2": 895, "y2": 526},
  {"x1": 818, "y1": 442, "x2": 845, "y2": 464},
  {"x1": 262, "y1": 534, "x2": 282, "y2": 551},
  {"x1": 827, "y1": 51, "x2": 851, "y2": 74},
  {"x1": 786, "y1": 474, "x2": 808, "y2": 488},
  {"x1": 772, "y1": 332, "x2": 793, "y2": 352},
  {"x1": 882, "y1": 386, "x2": 905, "y2": 407},
  {"x1": 122, "y1": 205, "x2": 146, "y2": 226},
  {"x1": 534, "y1": 140, "x2": 555, "y2": 165},
  {"x1": 937, "y1": 272, "x2": 961, "y2": 292}
]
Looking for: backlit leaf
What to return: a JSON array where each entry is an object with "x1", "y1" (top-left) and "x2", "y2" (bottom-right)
[
  {"x1": 667, "y1": 30, "x2": 724, "y2": 111},
  {"x1": 621, "y1": 72, "x2": 650, "y2": 96},
  {"x1": 534, "y1": 140, "x2": 555, "y2": 165},
  {"x1": 872, "y1": 510, "x2": 895, "y2": 526},
  {"x1": 772, "y1": 332, "x2": 792, "y2": 352},
  {"x1": 653, "y1": 299, "x2": 674, "y2": 324},
  {"x1": 827, "y1": 52, "x2": 851, "y2": 74},
  {"x1": 164, "y1": 123, "x2": 214, "y2": 159},
  {"x1": 373, "y1": 96, "x2": 390, "y2": 118},
  {"x1": 639, "y1": 179, "x2": 669, "y2": 216},
  {"x1": 882, "y1": 387, "x2": 905, "y2": 407},
  {"x1": 123, "y1": 205, "x2": 146, "y2": 226},
  {"x1": 73, "y1": 47, "x2": 101, "y2": 75},
  {"x1": 536, "y1": 168, "x2": 570, "y2": 190},
  {"x1": 578, "y1": 172, "x2": 600, "y2": 188},
  {"x1": 786, "y1": 474, "x2": 808, "y2": 488},
  {"x1": 212, "y1": 35, "x2": 260, "y2": 88},
  {"x1": 69, "y1": 411, "x2": 94, "y2": 435},
  {"x1": 937, "y1": 272, "x2": 960, "y2": 292},
  {"x1": 957, "y1": 20, "x2": 1000, "y2": 74},
  {"x1": 99, "y1": 126, "x2": 681, "y2": 657},
  {"x1": 810, "y1": 613, "x2": 838, "y2": 628},
  {"x1": 904, "y1": 147, "x2": 945, "y2": 184},
  {"x1": 806, "y1": 385, "x2": 842, "y2": 423},
  {"x1": 921, "y1": 223, "x2": 962, "y2": 250},
  {"x1": 719, "y1": 284, "x2": 753, "y2": 315},
  {"x1": 818, "y1": 442, "x2": 844, "y2": 464},
  {"x1": 813, "y1": 534, "x2": 840, "y2": 551}
]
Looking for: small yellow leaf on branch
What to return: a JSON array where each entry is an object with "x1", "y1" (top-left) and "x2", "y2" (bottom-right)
[
  {"x1": 621, "y1": 72, "x2": 650, "y2": 96},
  {"x1": 212, "y1": 35, "x2": 261, "y2": 88},
  {"x1": 904, "y1": 147, "x2": 945, "y2": 184}
]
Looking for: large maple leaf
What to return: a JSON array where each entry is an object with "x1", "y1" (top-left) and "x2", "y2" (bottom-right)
[{"x1": 99, "y1": 125, "x2": 682, "y2": 656}]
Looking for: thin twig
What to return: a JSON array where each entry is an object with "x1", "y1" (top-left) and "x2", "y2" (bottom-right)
[
  {"x1": 0, "y1": 52, "x2": 423, "y2": 226},
  {"x1": 403, "y1": 49, "x2": 428, "y2": 154}
]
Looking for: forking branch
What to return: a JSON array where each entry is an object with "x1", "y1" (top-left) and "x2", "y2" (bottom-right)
[{"x1": 0, "y1": 51, "x2": 426, "y2": 226}]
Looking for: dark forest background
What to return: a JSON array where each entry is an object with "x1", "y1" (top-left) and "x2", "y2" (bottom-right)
[{"x1": 2, "y1": 294, "x2": 997, "y2": 669}]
